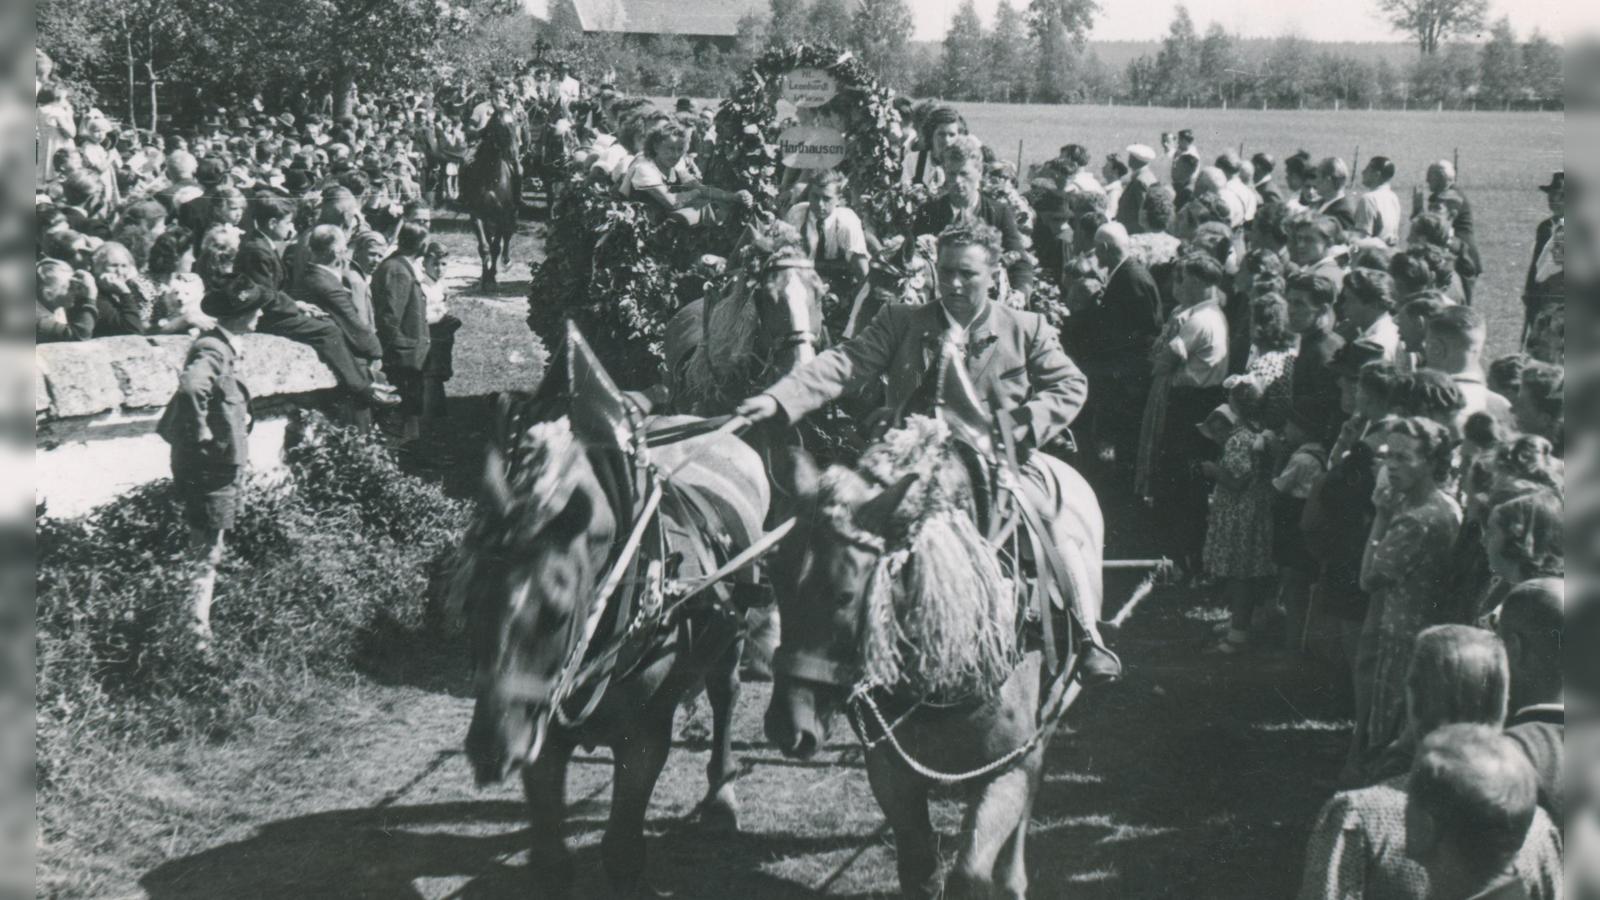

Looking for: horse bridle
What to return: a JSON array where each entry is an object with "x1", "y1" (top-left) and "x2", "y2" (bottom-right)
[{"x1": 766, "y1": 499, "x2": 887, "y2": 690}]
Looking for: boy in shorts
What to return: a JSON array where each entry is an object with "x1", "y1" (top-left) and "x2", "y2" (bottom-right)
[{"x1": 157, "y1": 284, "x2": 271, "y2": 648}]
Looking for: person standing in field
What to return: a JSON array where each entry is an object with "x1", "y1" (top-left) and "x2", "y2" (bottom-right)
[
  {"x1": 1355, "y1": 156, "x2": 1403, "y2": 247},
  {"x1": 1416, "y1": 160, "x2": 1481, "y2": 304},
  {"x1": 157, "y1": 284, "x2": 273, "y2": 650},
  {"x1": 1522, "y1": 172, "x2": 1563, "y2": 344},
  {"x1": 1116, "y1": 144, "x2": 1159, "y2": 235}
]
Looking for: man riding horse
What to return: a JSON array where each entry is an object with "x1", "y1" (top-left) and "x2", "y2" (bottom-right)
[{"x1": 736, "y1": 222, "x2": 1123, "y2": 686}]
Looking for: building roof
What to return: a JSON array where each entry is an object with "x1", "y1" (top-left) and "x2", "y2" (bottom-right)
[{"x1": 569, "y1": 0, "x2": 767, "y2": 37}]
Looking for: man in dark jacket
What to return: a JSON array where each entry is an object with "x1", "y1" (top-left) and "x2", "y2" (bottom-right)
[
  {"x1": 371, "y1": 221, "x2": 433, "y2": 441},
  {"x1": 1115, "y1": 144, "x2": 1159, "y2": 234},
  {"x1": 913, "y1": 135, "x2": 1035, "y2": 295},
  {"x1": 1522, "y1": 172, "x2": 1563, "y2": 342},
  {"x1": 35, "y1": 259, "x2": 98, "y2": 342},
  {"x1": 1286, "y1": 271, "x2": 1347, "y2": 444},
  {"x1": 1081, "y1": 222, "x2": 1161, "y2": 467},
  {"x1": 296, "y1": 224, "x2": 383, "y2": 364},
  {"x1": 156, "y1": 283, "x2": 271, "y2": 648},
  {"x1": 1313, "y1": 157, "x2": 1361, "y2": 232},
  {"x1": 235, "y1": 194, "x2": 396, "y2": 410},
  {"x1": 1496, "y1": 577, "x2": 1564, "y2": 824}
]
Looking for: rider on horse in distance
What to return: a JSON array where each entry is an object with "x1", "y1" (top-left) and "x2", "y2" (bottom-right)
[{"x1": 737, "y1": 222, "x2": 1123, "y2": 687}]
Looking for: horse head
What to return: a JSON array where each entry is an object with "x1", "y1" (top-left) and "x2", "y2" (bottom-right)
[
  {"x1": 765, "y1": 417, "x2": 1013, "y2": 760},
  {"x1": 460, "y1": 408, "x2": 617, "y2": 785},
  {"x1": 753, "y1": 250, "x2": 828, "y2": 373},
  {"x1": 463, "y1": 328, "x2": 637, "y2": 784}
]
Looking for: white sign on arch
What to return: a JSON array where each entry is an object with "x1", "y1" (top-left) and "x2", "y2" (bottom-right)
[{"x1": 782, "y1": 68, "x2": 838, "y2": 108}]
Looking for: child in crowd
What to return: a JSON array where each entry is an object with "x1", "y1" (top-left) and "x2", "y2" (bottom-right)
[
  {"x1": 419, "y1": 240, "x2": 461, "y2": 420},
  {"x1": 1272, "y1": 410, "x2": 1326, "y2": 652},
  {"x1": 1201, "y1": 379, "x2": 1278, "y2": 654}
]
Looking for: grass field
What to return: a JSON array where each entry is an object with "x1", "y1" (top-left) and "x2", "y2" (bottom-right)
[{"x1": 946, "y1": 102, "x2": 1562, "y2": 357}]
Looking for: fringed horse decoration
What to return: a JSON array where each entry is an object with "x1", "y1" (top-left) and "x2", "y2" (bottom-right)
[
  {"x1": 460, "y1": 324, "x2": 775, "y2": 899},
  {"x1": 765, "y1": 357, "x2": 1108, "y2": 899}
]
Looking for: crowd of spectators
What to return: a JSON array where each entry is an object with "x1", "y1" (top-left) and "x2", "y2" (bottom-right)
[
  {"x1": 32, "y1": 59, "x2": 495, "y2": 444},
  {"x1": 889, "y1": 106, "x2": 1569, "y2": 899},
  {"x1": 38, "y1": 55, "x2": 1575, "y2": 891}
]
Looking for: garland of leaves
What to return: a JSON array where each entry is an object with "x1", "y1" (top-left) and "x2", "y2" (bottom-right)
[
  {"x1": 527, "y1": 174, "x2": 698, "y2": 389},
  {"x1": 708, "y1": 43, "x2": 906, "y2": 233}
]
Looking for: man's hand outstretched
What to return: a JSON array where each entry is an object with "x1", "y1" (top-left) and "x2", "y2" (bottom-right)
[{"x1": 735, "y1": 393, "x2": 780, "y2": 424}]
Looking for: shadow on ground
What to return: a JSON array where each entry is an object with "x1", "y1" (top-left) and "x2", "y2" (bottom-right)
[{"x1": 139, "y1": 797, "x2": 888, "y2": 900}]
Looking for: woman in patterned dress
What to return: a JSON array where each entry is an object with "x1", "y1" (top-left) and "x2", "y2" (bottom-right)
[{"x1": 1346, "y1": 416, "x2": 1462, "y2": 781}]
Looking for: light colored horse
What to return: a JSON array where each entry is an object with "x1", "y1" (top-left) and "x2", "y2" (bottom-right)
[{"x1": 765, "y1": 416, "x2": 1104, "y2": 900}]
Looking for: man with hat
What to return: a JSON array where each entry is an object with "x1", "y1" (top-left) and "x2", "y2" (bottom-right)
[
  {"x1": 156, "y1": 282, "x2": 274, "y2": 648},
  {"x1": 1522, "y1": 171, "x2": 1563, "y2": 342},
  {"x1": 1116, "y1": 144, "x2": 1159, "y2": 234}
]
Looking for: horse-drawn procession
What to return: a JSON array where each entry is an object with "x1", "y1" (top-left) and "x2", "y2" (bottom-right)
[{"x1": 450, "y1": 45, "x2": 1162, "y2": 900}]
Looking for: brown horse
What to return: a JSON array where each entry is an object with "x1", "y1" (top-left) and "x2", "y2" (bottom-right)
[
  {"x1": 459, "y1": 328, "x2": 771, "y2": 898},
  {"x1": 461, "y1": 113, "x2": 520, "y2": 288},
  {"x1": 765, "y1": 416, "x2": 1105, "y2": 900}
]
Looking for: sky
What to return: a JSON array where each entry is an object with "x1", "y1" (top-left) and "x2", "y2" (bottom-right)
[{"x1": 903, "y1": 0, "x2": 1577, "y2": 43}]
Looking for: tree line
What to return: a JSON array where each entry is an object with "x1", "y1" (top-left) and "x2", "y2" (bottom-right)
[{"x1": 37, "y1": 0, "x2": 1562, "y2": 126}]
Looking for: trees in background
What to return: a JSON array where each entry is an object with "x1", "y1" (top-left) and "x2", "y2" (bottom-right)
[
  {"x1": 1376, "y1": 0, "x2": 1488, "y2": 55},
  {"x1": 38, "y1": 0, "x2": 520, "y2": 120},
  {"x1": 38, "y1": 0, "x2": 1564, "y2": 118}
]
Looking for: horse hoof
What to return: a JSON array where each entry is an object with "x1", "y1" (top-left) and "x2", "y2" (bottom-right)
[{"x1": 697, "y1": 788, "x2": 740, "y2": 833}]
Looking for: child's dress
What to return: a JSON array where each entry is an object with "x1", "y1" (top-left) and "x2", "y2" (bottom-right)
[{"x1": 1203, "y1": 426, "x2": 1278, "y2": 579}]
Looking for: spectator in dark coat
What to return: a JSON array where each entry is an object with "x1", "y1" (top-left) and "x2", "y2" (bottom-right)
[
  {"x1": 1286, "y1": 271, "x2": 1347, "y2": 443},
  {"x1": 371, "y1": 222, "x2": 433, "y2": 441},
  {"x1": 295, "y1": 224, "x2": 382, "y2": 364},
  {"x1": 1313, "y1": 157, "x2": 1361, "y2": 232},
  {"x1": 912, "y1": 135, "x2": 1034, "y2": 295},
  {"x1": 1522, "y1": 172, "x2": 1563, "y2": 341},
  {"x1": 1418, "y1": 160, "x2": 1482, "y2": 303},
  {"x1": 91, "y1": 242, "x2": 158, "y2": 336},
  {"x1": 1115, "y1": 144, "x2": 1159, "y2": 234},
  {"x1": 1080, "y1": 221, "x2": 1162, "y2": 465}
]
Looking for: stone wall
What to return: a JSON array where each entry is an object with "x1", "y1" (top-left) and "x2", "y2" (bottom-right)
[{"x1": 36, "y1": 334, "x2": 339, "y2": 518}]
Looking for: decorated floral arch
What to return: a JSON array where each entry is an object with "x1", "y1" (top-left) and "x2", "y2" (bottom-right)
[{"x1": 707, "y1": 43, "x2": 912, "y2": 234}]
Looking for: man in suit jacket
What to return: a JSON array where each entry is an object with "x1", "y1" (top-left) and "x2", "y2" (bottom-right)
[
  {"x1": 1116, "y1": 144, "x2": 1159, "y2": 234},
  {"x1": 1286, "y1": 271, "x2": 1348, "y2": 444},
  {"x1": 737, "y1": 223, "x2": 1120, "y2": 685},
  {"x1": 1251, "y1": 152, "x2": 1283, "y2": 206},
  {"x1": 370, "y1": 222, "x2": 433, "y2": 439},
  {"x1": 1523, "y1": 172, "x2": 1563, "y2": 341},
  {"x1": 234, "y1": 194, "x2": 397, "y2": 410},
  {"x1": 1313, "y1": 157, "x2": 1361, "y2": 232},
  {"x1": 296, "y1": 225, "x2": 382, "y2": 363},
  {"x1": 1081, "y1": 222, "x2": 1162, "y2": 466},
  {"x1": 912, "y1": 135, "x2": 1035, "y2": 295}
]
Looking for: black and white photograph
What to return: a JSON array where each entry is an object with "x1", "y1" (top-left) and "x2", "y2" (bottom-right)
[{"x1": 25, "y1": 0, "x2": 1596, "y2": 896}]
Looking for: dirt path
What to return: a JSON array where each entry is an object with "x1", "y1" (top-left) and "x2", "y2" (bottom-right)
[{"x1": 56, "y1": 213, "x2": 1355, "y2": 899}]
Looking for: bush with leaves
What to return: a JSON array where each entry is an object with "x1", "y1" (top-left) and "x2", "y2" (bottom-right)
[{"x1": 35, "y1": 414, "x2": 468, "y2": 786}]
